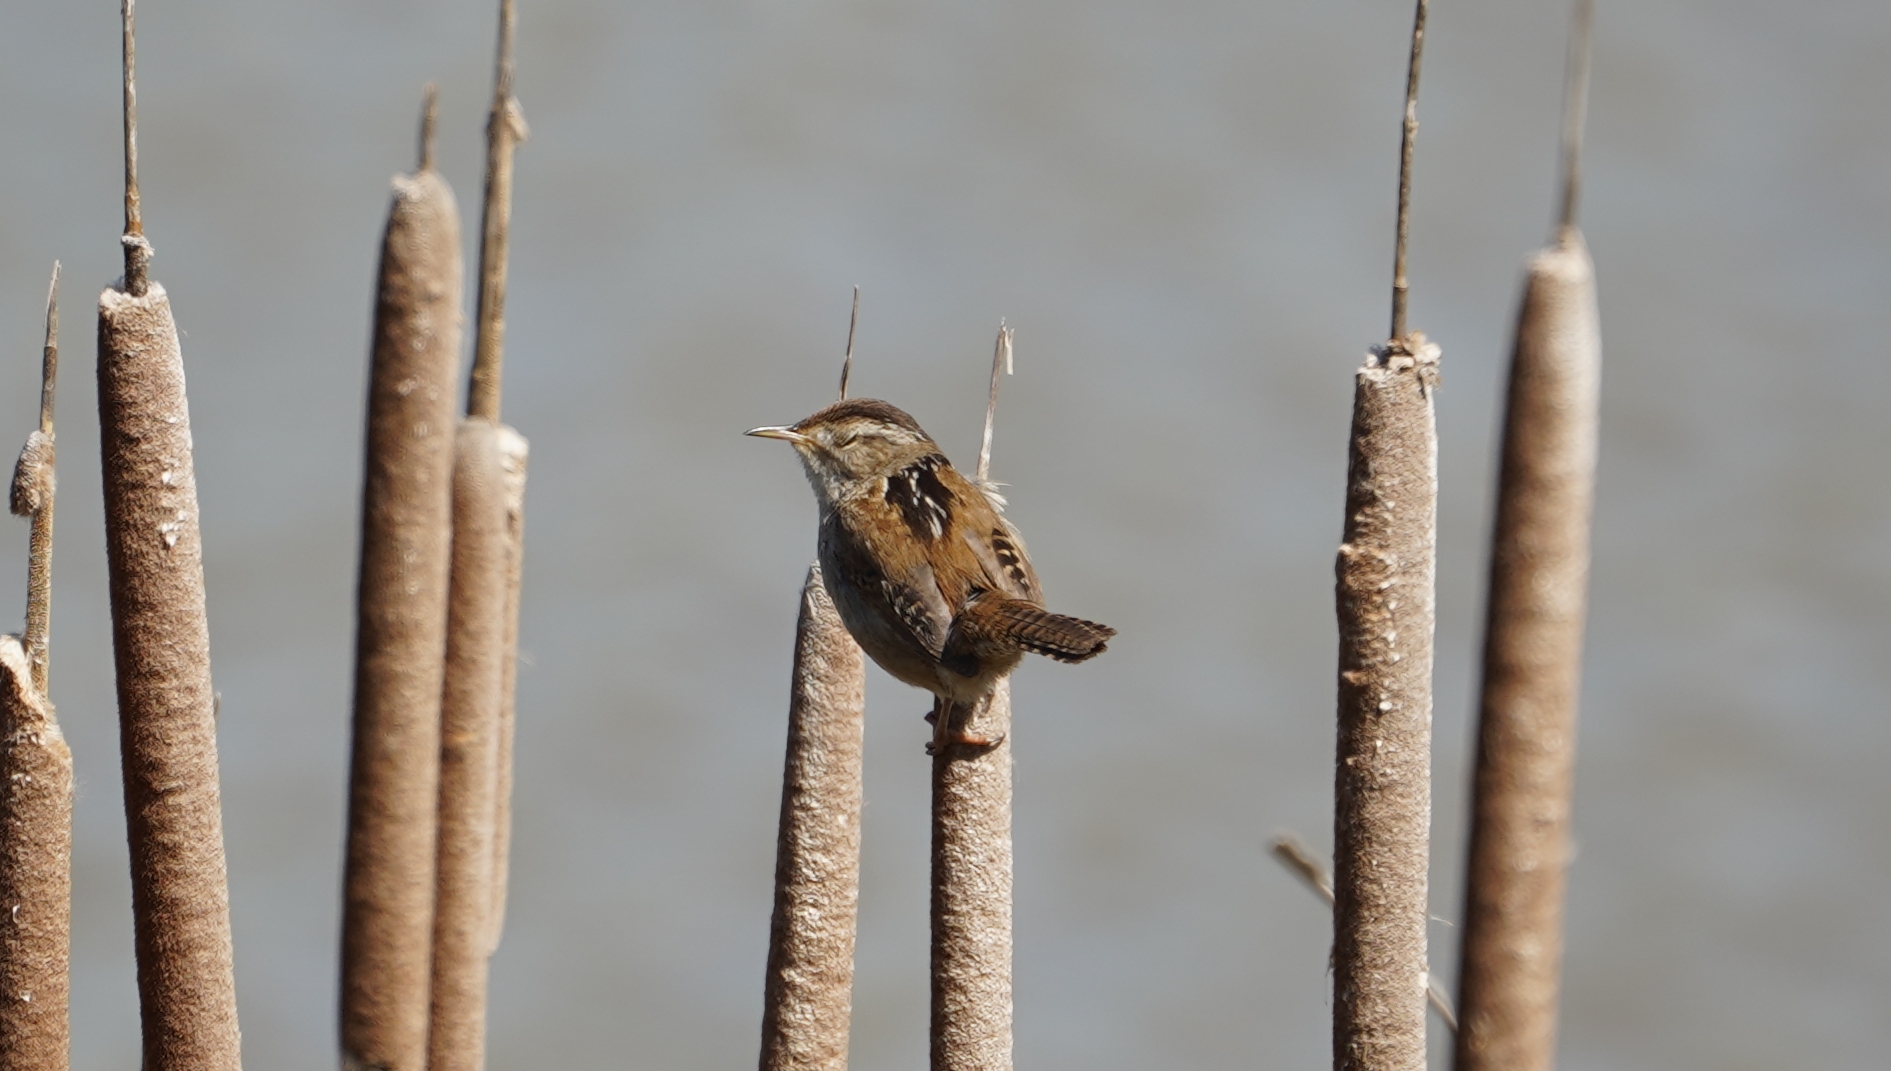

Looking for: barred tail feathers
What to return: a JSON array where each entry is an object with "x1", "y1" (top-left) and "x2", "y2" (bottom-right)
[{"x1": 988, "y1": 599, "x2": 1115, "y2": 663}]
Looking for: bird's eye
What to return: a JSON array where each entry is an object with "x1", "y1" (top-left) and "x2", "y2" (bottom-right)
[{"x1": 835, "y1": 432, "x2": 859, "y2": 447}]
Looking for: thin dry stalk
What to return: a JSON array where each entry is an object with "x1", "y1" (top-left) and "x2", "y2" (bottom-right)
[
  {"x1": 836, "y1": 287, "x2": 860, "y2": 402},
  {"x1": 341, "y1": 100, "x2": 464, "y2": 1071},
  {"x1": 99, "y1": 276, "x2": 241, "y2": 1071},
  {"x1": 121, "y1": 1, "x2": 147, "y2": 296},
  {"x1": 758, "y1": 563, "x2": 867, "y2": 1071},
  {"x1": 1333, "y1": 9, "x2": 1437, "y2": 1067},
  {"x1": 0, "y1": 637, "x2": 70, "y2": 1071},
  {"x1": 1454, "y1": 9, "x2": 1598, "y2": 1068},
  {"x1": 428, "y1": 421, "x2": 511, "y2": 1071},
  {"x1": 485, "y1": 426, "x2": 528, "y2": 954},
  {"x1": 930, "y1": 681, "x2": 1012, "y2": 1071},
  {"x1": 15, "y1": 264, "x2": 59, "y2": 696},
  {"x1": 466, "y1": 0, "x2": 528, "y2": 423},
  {"x1": 1388, "y1": 0, "x2": 1428, "y2": 341},
  {"x1": 975, "y1": 325, "x2": 1012, "y2": 487}
]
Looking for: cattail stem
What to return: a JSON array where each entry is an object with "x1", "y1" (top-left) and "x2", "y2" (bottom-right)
[
  {"x1": 930, "y1": 685, "x2": 1013, "y2": 1071},
  {"x1": 1454, "y1": 10, "x2": 1599, "y2": 1065},
  {"x1": 759, "y1": 563, "x2": 867, "y2": 1071},
  {"x1": 1389, "y1": 0, "x2": 1428, "y2": 342},
  {"x1": 428, "y1": 420, "x2": 511, "y2": 1071},
  {"x1": 341, "y1": 98, "x2": 465, "y2": 1071},
  {"x1": 120, "y1": 1, "x2": 147, "y2": 296},
  {"x1": 0, "y1": 638, "x2": 71, "y2": 1071},
  {"x1": 99, "y1": 279, "x2": 241, "y2": 1071},
  {"x1": 467, "y1": 0, "x2": 527, "y2": 423}
]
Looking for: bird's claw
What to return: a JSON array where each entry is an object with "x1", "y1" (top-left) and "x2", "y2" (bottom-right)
[{"x1": 924, "y1": 731, "x2": 1006, "y2": 756}]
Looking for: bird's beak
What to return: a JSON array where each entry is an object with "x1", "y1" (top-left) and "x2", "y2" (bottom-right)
[{"x1": 745, "y1": 425, "x2": 810, "y2": 444}]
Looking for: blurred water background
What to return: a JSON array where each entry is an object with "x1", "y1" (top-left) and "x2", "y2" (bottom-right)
[{"x1": 0, "y1": 1, "x2": 1887, "y2": 1067}]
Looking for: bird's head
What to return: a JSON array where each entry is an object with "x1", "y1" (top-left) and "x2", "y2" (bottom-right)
[{"x1": 747, "y1": 398, "x2": 941, "y2": 503}]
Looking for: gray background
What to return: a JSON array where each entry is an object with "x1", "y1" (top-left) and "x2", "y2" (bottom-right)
[{"x1": 1, "y1": 0, "x2": 1886, "y2": 1067}]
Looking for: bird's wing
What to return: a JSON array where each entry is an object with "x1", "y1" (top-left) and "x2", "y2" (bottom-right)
[
  {"x1": 930, "y1": 463, "x2": 1044, "y2": 604},
  {"x1": 823, "y1": 498, "x2": 953, "y2": 660}
]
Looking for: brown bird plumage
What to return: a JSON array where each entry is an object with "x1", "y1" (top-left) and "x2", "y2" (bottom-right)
[{"x1": 749, "y1": 398, "x2": 1114, "y2": 752}]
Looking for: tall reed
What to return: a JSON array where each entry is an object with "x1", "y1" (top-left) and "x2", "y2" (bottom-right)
[
  {"x1": 759, "y1": 563, "x2": 867, "y2": 1071},
  {"x1": 341, "y1": 90, "x2": 464, "y2": 1071},
  {"x1": 100, "y1": 7, "x2": 242, "y2": 1066},
  {"x1": 930, "y1": 325, "x2": 1018, "y2": 1071},
  {"x1": 1332, "y1": 4, "x2": 1437, "y2": 1069},
  {"x1": 1454, "y1": 5, "x2": 1600, "y2": 1068}
]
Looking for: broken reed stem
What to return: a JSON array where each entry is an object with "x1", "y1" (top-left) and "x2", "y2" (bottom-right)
[
  {"x1": 99, "y1": 277, "x2": 240, "y2": 1071},
  {"x1": 1556, "y1": 0, "x2": 1594, "y2": 237},
  {"x1": 975, "y1": 324, "x2": 1012, "y2": 487},
  {"x1": 930, "y1": 681, "x2": 1012, "y2": 1071},
  {"x1": 485, "y1": 426, "x2": 528, "y2": 955},
  {"x1": 759, "y1": 562, "x2": 867, "y2": 1071},
  {"x1": 1454, "y1": 15, "x2": 1599, "y2": 1062},
  {"x1": 341, "y1": 118, "x2": 464, "y2": 1071},
  {"x1": 836, "y1": 287, "x2": 860, "y2": 402},
  {"x1": 467, "y1": 0, "x2": 528, "y2": 422},
  {"x1": 428, "y1": 421, "x2": 511, "y2": 1071},
  {"x1": 0, "y1": 265, "x2": 68, "y2": 1071},
  {"x1": 0, "y1": 638, "x2": 71, "y2": 1071},
  {"x1": 15, "y1": 265, "x2": 59, "y2": 697},
  {"x1": 1332, "y1": 333, "x2": 1439, "y2": 1071},
  {"x1": 3, "y1": 288, "x2": 68, "y2": 1071},
  {"x1": 1269, "y1": 835, "x2": 1457, "y2": 1033}
]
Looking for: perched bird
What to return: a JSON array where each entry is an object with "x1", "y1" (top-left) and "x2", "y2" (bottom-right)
[{"x1": 748, "y1": 398, "x2": 1114, "y2": 753}]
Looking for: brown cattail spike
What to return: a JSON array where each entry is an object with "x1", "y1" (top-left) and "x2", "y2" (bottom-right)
[
  {"x1": 930, "y1": 681, "x2": 1013, "y2": 1071},
  {"x1": 1332, "y1": 336, "x2": 1438, "y2": 1071},
  {"x1": 485, "y1": 426, "x2": 529, "y2": 954},
  {"x1": 1454, "y1": 7, "x2": 1601, "y2": 1066},
  {"x1": 99, "y1": 277, "x2": 242, "y2": 1071},
  {"x1": 759, "y1": 563, "x2": 867, "y2": 1071},
  {"x1": 0, "y1": 637, "x2": 72, "y2": 1071},
  {"x1": 1333, "y1": 5, "x2": 1439, "y2": 1068},
  {"x1": 340, "y1": 99, "x2": 465, "y2": 1071},
  {"x1": 428, "y1": 419, "x2": 512, "y2": 1071}
]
